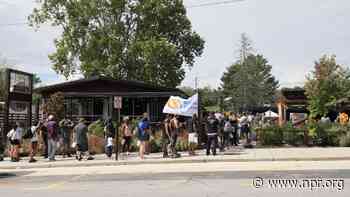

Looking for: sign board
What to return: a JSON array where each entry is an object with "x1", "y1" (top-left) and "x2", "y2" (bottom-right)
[{"x1": 114, "y1": 96, "x2": 122, "y2": 109}]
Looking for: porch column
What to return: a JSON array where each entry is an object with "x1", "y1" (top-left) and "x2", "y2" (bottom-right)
[{"x1": 278, "y1": 101, "x2": 285, "y2": 126}]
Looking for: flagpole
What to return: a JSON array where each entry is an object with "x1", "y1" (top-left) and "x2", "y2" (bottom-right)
[{"x1": 195, "y1": 76, "x2": 203, "y2": 145}]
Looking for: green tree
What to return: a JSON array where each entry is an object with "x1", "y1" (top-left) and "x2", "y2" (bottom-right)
[
  {"x1": 33, "y1": 74, "x2": 42, "y2": 86},
  {"x1": 221, "y1": 54, "x2": 279, "y2": 111},
  {"x1": 0, "y1": 56, "x2": 10, "y2": 103},
  {"x1": 305, "y1": 55, "x2": 350, "y2": 119},
  {"x1": 43, "y1": 92, "x2": 65, "y2": 120},
  {"x1": 179, "y1": 86, "x2": 196, "y2": 96},
  {"x1": 199, "y1": 86, "x2": 221, "y2": 109},
  {"x1": 221, "y1": 34, "x2": 278, "y2": 111},
  {"x1": 32, "y1": 74, "x2": 42, "y2": 105},
  {"x1": 29, "y1": 0, "x2": 205, "y2": 88},
  {"x1": 237, "y1": 33, "x2": 254, "y2": 63},
  {"x1": 179, "y1": 86, "x2": 222, "y2": 111}
]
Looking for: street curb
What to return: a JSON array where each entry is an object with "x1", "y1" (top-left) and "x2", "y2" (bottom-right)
[{"x1": 1, "y1": 157, "x2": 350, "y2": 170}]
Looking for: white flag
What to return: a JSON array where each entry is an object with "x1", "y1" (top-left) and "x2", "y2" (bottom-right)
[{"x1": 162, "y1": 94, "x2": 198, "y2": 117}]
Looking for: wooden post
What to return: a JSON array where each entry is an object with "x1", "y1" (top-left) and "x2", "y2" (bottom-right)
[
  {"x1": 115, "y1": 108, "x2": 120, "y2": 161},
  {"x1": 277, "y1": 101, "x2": 284, "y2": 126}
]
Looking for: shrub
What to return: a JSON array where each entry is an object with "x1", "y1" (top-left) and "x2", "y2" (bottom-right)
[
  {"x1": 339, "y1": 133, "x2": 350, "y2": 147},
  {"x1": 309, "y1": 123, "x2": 340, "y2": 146},
  {"x1": 149, "y1": 137, "x2": 162, "y2": 153},
  {"x1": 259, "y1": 126, "x2": 284, "y2": 146},
  {"x1": 283, "y1": 123, "x2": 305, "y2": 146},
  {"x1": 88, "y1": 119, "x2": 105, "y2": 138}
]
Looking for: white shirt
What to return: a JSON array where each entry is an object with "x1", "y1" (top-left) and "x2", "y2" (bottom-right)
[
  {"x1": 239, "y1": 116, "x2": 248, "y2": 125},
  {"x1": 14, "y1": 127, "x2": 23, "y2": 140},
  {"x1": 107, "y1": 137, "x2": 113, "y2": 147},
  {"x1": 31, "y1": 126, "x2": 38, "y2": 142}
]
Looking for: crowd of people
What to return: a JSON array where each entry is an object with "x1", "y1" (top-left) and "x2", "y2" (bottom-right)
[
  {"x1": 3, "y1": 111, "x2": 258, "y2": 163},
  {"x1": 6, "y1": 115, "x2": 93, "y2": 162}
]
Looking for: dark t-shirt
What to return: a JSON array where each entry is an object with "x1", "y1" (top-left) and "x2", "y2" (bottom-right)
[
  {"x1": 47, "y1": 121, "x2": 58, "y2": 140},
  {"x1": 207, "y1": 117, "x2": 219, "y2": 135}
]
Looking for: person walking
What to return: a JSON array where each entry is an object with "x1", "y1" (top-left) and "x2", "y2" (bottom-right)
[
  {"x1": 229, "y1": 114, "x2": 239, "y2": 146},
  {"x1": 137, "y1": 116, "x2": 150, "y2": 159},
  {"x1": 169, "y1": 115, "x2": 181, "y2": 158},
  {"x1": 46, "y1": 115, "x2": 59, "y2": 161},
  {"x1": 104, "y1": 118, "x2": 115, "y2": 159},
  {"x1": 29, "y1": 121, "x2": 41, "y2": 163},
  {"x1": 142, "y1": 113, "x2": 151, "y2": 155},
  {"x1": 162, "y1": 114, "x2": 172, "y2": 158},
  {"x1": 216, "y1": 113, "x2": 226, "y2": 152},
  {"x1": 223, "y1": 117, "x2": 233, "y2": 149},
  {"x1": 187, "y1": 114, "x2": 198, "y2": 156},
  {"x1": 239, "y1": 113, "x2": 250, "y2": 143},
  {"x1": 7, "y1": 123, "x2": 20, "y2": 162},
  {"x1": 206, "y1": 112, "x2": 219, "y2": 156},
  {"x1": 59, "y1": 118, "x2": 74, "y2": 158},
  {"x1": 121, "y1": 117, "x2": 133, "y2": 156},
  {"x1": 40, "y1": 119, "x2": 49, "y2": 159},
  {"x1": 74, "y1": 118, "x2": 93, "y2": 161}
]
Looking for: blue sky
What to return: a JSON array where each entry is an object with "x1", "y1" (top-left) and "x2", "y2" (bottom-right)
[{"x1": 1, "y1": 0, "x2": 350, "y2": 88}]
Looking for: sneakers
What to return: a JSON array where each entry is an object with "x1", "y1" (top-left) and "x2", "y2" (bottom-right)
[
  {"x1": 163, "y1": 154, "x2": 169, "y2": 158},
  {"x1": 29, "y1": 158, "x2": 37, "y2": 163},
  {"x1": 171, "y1": 153, "x2": 181, "y2": 158},
  {"x1": 87, "y1": 156, "x2": 94, "y2": 160}
]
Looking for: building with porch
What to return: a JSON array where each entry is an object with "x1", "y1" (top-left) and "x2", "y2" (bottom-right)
[
  {"x1": 35, "y1": 77, "x2": 185, "y2": 123},
  {"x1": 277, "y1": 88, "x2": 308, "y2": 126}
]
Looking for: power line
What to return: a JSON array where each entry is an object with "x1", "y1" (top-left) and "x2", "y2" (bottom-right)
[
  {"x1": 0, "y1": 22, "x2": 27, "y2": 27},
  {"x1": 187, "y1": 0, "x2": 245, "y2": 8},
  {"x1": 0, "y1": 0, "x2": 245, "y2": 27}
]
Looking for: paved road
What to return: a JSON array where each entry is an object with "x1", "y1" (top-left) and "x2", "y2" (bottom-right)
[{"x1": 1, "y1": 161, "x2": 349, "y2": 196}]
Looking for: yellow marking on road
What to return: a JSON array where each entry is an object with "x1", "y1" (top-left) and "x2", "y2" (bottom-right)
[
  {"x1": 239, "y1": 180, "x2": 253, "y2": 187},
  {"x1": 23, "y1": 173, "x2": 90, "y2": 191},
  {"x1": 46, "y1": 181, "x2": 67, "y2": 189}
]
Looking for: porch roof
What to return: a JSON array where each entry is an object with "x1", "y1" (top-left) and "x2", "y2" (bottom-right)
[
  {"x1": 281, "y1": 88, "x2": 307, "y2": 105},
  {"x1": 35, "y1": 76, "x2": 185, "y2": 98}
]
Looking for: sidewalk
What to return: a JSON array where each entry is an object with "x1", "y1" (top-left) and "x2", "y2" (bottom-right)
[{"x1": 1, "y1": 147, "x2": 350, "y2": 170}]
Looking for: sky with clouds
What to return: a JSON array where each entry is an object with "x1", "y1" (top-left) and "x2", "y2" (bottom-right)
[{"x1": 1, "y1": 0, "x2": 350, "y2": 88}]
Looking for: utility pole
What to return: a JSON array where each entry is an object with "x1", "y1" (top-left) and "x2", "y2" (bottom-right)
[{"x1": 195, "y1": 76, "x2": 198, "y2": 91}]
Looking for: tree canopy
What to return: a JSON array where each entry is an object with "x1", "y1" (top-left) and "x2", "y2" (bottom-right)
[
  {"x1": 221, "y1": 54, "x2": 279, "y2": 111},
  {"x1": 221, "y1": 34, "x2": 279, "y2": 112},
  {"x1": 29, "y1": 0, "x2": 205, "y2": 88},
  {"x1": 305, "y1": 55, "x2": 350, "y2": 118},
  {"x1": 43, "y1": 92, "x2": 65, "y2": 120}
]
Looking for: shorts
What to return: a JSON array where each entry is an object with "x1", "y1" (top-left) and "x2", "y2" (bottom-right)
[
  {"x1": 138, "y1": 132, "x2": 149, "y2": 142},
  {"x1": 10, "y1": 139, "x2": 20, "y2": 145},
  {"x1": 31, "y1": 141, "x2": 38, "y2": 150}
]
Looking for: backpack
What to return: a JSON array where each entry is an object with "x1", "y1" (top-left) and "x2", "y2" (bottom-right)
[
  {"x1": 224, "y1": 121, "x2": 233, "y2": 133},
  {"x1": 23, "y1": 128, "x2": 33, "y2": 139}
]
